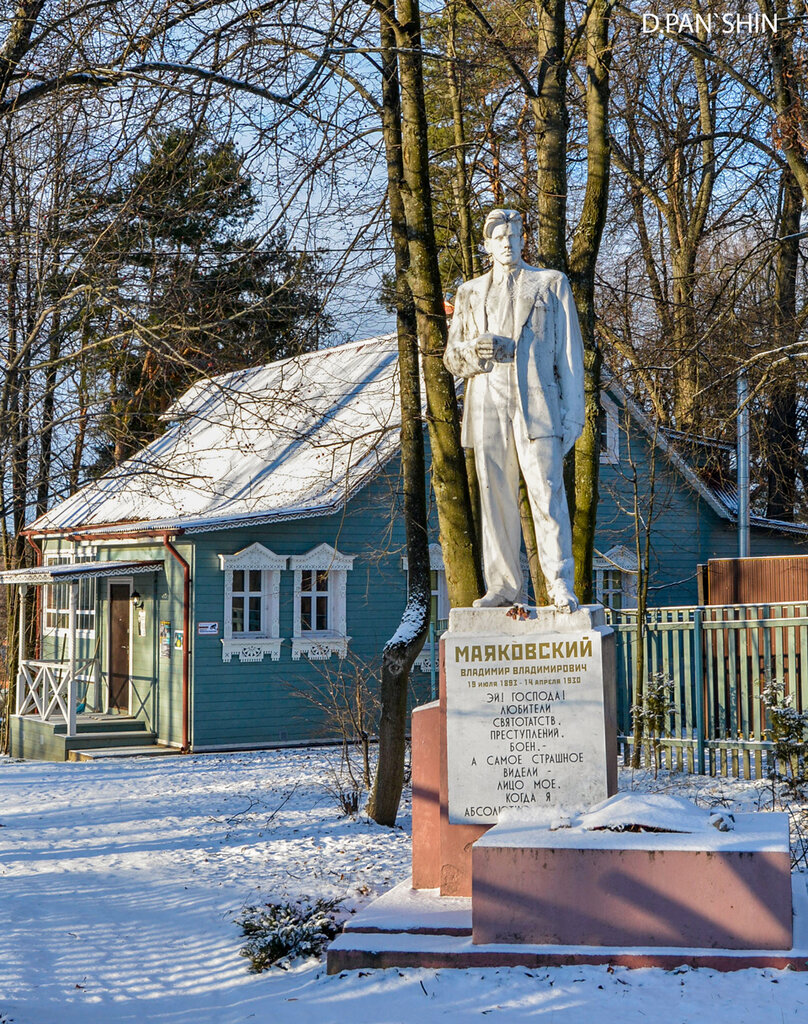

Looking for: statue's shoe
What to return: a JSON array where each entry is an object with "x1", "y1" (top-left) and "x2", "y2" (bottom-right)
[
  {"x1": 548, "y1": 580, "x2": 579, "y2": 613},
  {"x1": 472, "y1": 591, "x2": 516, "y2": 608}
]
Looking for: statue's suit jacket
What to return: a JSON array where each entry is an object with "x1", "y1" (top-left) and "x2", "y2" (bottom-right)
[{"x1": 444, "y1": 264, "x2": 585, "y2": 452}]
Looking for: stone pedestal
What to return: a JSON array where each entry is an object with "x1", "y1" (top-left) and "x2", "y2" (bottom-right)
[
  {"x1": 331, "y1": 604, "x2": 798, "y2": 971},
  {"x1": 411, "y1": 604, "x2": 617, "y2": 896}
]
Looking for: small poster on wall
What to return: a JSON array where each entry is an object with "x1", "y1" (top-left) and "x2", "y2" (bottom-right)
[
  {"x1": 174, "y1": 630, "x2": 184, "y2": 650},
  {"x1": 159, "y1": 621, "x2": 171, "y2": 659},
  {"x1": 138, "y1": 609, "x2": 146, "y2": 637}
]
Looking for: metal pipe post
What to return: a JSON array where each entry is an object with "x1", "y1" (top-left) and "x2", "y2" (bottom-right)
[
  {"x1": 737, "y1": 372, "x2": 750, "y2": 558},
  {"x1": 67, "y1": 582, "x2": 78, "y2": 737},
  {"x1": 16, "y1": 584, "x2": 27, "y2": 715}
]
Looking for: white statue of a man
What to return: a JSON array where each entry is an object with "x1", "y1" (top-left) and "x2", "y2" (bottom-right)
[{"x1": 444, "y1": 208, "x2": 585, "y2": 612}]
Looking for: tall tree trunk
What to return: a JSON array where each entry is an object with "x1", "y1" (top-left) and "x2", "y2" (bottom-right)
[
  {"x1": 446, "y1": 0, "x2": 478, "y2": 282},
  {"x1": 531, "y1": 0, "x2": 568, "y2": 272},
  {"x1": 367, "y1": 9, "x2": 433, "y2": 826},
  {"x1": 391, "y1": 0, "x2": 483, "y2": 608},
  {"x1": 36, "y1": 308, "x2": 60, "y2": 516},
  {"x1": 671, "y1": 255, "x2": 700, "y2": 432},
  {"x1": 766, "y1": 167, "x2": 802, "y2": 520},
  {"x1": 568, "y1": 0, "x2": 612, "y2": 603}
]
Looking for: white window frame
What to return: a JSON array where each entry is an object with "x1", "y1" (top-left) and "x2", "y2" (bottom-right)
[
  {"x1": 593, "y1": 544, "x2": 638, "y2": 611},
  {"x1": 290, "y1": 543, "x2": 354, "y2": 660},
  {"x1": 43, "y1": 548, "x2": 97, "y2": 638},
  {"x1": 219, "y1": 543, "x2": 287, "y2": 663},
  {"x1": 402, "y1": 543, "x2": 448, "y2": 672},
  {"x1": 600, "y1": 392, "x2": 620, "y2": 465}
]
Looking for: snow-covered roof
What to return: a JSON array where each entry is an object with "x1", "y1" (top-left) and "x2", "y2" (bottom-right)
[
  {"x1": 31, "y1": 337, "x2": 808, "y2": 541},
  {"x1": 30, "y1": 335, "x2": 401, "y2": 537}
]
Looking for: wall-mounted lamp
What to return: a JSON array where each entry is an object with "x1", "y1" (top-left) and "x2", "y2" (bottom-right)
[{"x1": 131, "y1": 591, "x2": 144, "y2": 609}]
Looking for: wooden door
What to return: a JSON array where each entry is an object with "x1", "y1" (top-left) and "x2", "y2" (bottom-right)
[{"x1": 108, "y1": 583, "x2": 131, "y2": 712}]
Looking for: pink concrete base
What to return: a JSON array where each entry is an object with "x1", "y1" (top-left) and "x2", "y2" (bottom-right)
[
  {"x1": 411, "y1": 702, "x2": 442, "y2": 890},
  {"x1": 326, "y1": 879, "x2": 808, "y2": 974},
  {"x1": 473, "y1": 842, "x2": 792, "y2": 950},
  {"x1": 410, "y1": 641, "x2": 488, "y2": 897}
]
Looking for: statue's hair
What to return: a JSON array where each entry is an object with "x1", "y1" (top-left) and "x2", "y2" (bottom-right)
[{"x1": 483, "y1": 208, "x2": 523, "y2": 239}]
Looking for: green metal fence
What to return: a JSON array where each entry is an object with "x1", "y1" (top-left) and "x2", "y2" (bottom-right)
[
  {"x1": 608, "y1": 603, "x2": 808, "y2": 778},
  {"x1": 423, "y1": 604, "x2": 808, "y2": 778}
]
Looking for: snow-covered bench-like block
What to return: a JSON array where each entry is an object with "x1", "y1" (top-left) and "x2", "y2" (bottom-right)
[{"x1": 472, "y1": 795, "x2": 793, "y2": 950}]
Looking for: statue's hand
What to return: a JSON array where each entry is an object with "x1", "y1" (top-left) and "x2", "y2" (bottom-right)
[
  {"x1": 474, "y1": 333, "x2": 496, "y2": 362},
  {"x1": 491, "y1": 335, "x2": 515, "y2": 362}
]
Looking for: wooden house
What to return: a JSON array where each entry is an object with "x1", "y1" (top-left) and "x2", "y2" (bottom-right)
[
  {"x1": 594, "y1": 384, "x2": 808, "y2": 609},
  {"x1": 2, "y1": 336, "x2": 806, "y2": 759}
]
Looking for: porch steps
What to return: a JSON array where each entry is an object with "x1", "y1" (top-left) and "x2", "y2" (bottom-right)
[
  {"x1": 10, "y1": 713, "x2": 162, "y2": 762},
  {"x1": 69, "y1": 744, "x2": 178, "y2": 762},
  {"x1": 52, "y1": 716, "x2": 149, "y2": 735}
]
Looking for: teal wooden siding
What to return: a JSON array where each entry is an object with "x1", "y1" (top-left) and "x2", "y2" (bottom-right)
[
  {"x1": 189, "y1": 457, "x2": 429, "y2": 748},
  {"x1": 596, "y1": 391, "x2": 808, "y2": 606}
]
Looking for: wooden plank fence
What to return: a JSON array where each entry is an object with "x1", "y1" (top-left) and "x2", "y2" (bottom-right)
[
  {"x1": 608, "y1": 603, "x2": 808, "y2": 779},
  {"x1": 424, "y1": 604, "x2": 808, "y2": 779}
]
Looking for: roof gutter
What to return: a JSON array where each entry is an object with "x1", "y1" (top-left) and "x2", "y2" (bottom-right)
[{"x1": 162, "y1": 534, "x2": 191, "y2": 754}]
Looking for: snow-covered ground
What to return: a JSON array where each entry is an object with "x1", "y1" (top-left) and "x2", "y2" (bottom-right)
[{"x1": 0, "y1": 748, "x2": 806, "y2": 1024}]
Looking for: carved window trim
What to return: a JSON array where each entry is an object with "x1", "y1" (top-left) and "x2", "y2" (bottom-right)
[
  {"x1": 218, "y1": 543, "x2": 287, "y2": 663},
  {"x1": 289, "y1": 543, "x2": 354, "y2": 660}
]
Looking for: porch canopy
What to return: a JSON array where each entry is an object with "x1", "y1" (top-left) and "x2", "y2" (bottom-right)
[
  {"x1": 2, "y1": 559, "x2": 164, "y2": 736},
  {"x1": 0, "y1": 559, "x2": 164, "y2": 585}
]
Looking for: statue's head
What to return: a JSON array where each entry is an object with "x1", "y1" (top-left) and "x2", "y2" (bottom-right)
[{"x1": 483, "y1": 209, "x2": 524, "y2": 270}]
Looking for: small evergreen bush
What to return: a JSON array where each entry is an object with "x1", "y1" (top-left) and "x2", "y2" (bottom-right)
[
  {"x1": 631, "y1": 672, "x2": 676, "y2": 777},
  {"x1": 762, "y1": 681, "x2": 808, "y2": 799},
  {"x1": 237, "y1": 896, "x2": 342, "y2": 972}
]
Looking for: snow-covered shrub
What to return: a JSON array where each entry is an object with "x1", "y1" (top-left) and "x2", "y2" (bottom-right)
[
  {"x1": 237, "y1": 897, "x2": 342, "y2": 972},
  {"x1": 762, "y1": 682, "x2": 808, "y2": 799},
  {"x1": 631, "y1": 672, "x2": 675, "y2": 777}
]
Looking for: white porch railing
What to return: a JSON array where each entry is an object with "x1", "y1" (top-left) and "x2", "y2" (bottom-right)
[
  {"x1": 15, "y1": 658, "x2": 98, "y2": 736},
  {"x1": 13, "y1": 578, "x2": 92, "y2": 737}
]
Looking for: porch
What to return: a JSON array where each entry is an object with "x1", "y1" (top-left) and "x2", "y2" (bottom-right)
[{"x1": 0, "y1": 558, "x2": 164, "y2": 759}]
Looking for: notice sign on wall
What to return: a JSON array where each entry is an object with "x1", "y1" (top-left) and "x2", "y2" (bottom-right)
[
  {"x1": 159, "y1": 621, "x2": 171, "y2": 659},
  {"x1": 444, "y1": 630, "x2": 609, "y2": 824},
  {"x1": 197, "y1": 622, "x2": 219, "y2": 636}
]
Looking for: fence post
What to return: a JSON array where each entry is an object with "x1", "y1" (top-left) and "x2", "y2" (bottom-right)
[
  {"x1": 694, "y1": 607, "x2": 705, "y2": 774},
  {"x1": 429, "y1": 622, "x2": 436, "y2": 702}
]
